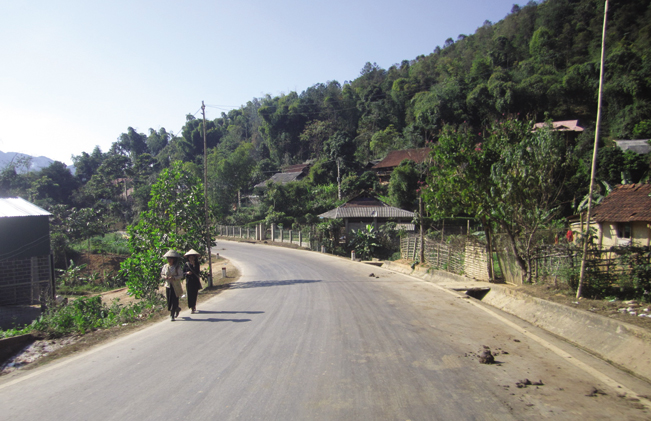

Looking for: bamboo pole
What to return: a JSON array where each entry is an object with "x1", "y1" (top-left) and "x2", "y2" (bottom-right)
[{"x1": 577, "y1": 0, "x2": 608, "y2": 299}]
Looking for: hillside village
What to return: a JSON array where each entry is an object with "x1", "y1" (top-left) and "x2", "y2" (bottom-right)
[{"x1": 1, "y1": 0, "x2": 651, "y2": 318}]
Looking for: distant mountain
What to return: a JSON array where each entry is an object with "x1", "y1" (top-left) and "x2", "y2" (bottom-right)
[{"x1": 0, "y1": 151, "x2": 56, "y2": 173}]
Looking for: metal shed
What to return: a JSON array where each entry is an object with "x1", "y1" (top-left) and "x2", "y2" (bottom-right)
[{"x1": 0, "y1": 197, "x2": 54, "y2": 308}]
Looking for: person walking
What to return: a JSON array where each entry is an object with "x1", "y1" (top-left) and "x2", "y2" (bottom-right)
[
  {"x1": 161, "y1": 249, "x2": 184, "y2": 321},
  {"x1": 184, "y1": 249, "x2": 202, "y2": 314}
]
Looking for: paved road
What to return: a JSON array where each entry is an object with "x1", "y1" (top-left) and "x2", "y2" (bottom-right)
[{"x1": 1, "y1": 241, "x2": 650, "y2": 420}]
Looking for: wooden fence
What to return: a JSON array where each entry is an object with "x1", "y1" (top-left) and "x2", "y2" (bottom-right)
[{"x1": 400, "y1": 234, "x2": 490, "y2": 282}]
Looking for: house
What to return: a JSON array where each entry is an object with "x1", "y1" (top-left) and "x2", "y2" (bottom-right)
[
  {"x1": 0, "y1": 197, "x2": 54, "y2": 328},
  {"x1": 533, "y1": 119, "x2": 585, "y2": 145},
  {"x1": 591, "y1": 184, "x2": 651, "y2": 248},
  {"x1": 318, "y1": 195, "x2": 415, "y2": 236},
  {"x1": 371, "y1": 148, "x2": 431, "y2": 183},
  {"x1": 254, "y1": 163, "x2": 311, "y2": 190},
  {"x1": 533, "y1": 120, "x2": 585, "y2": 132},
  {"x1": 614, "y1": 139, "x2": 651, "y2": 155}
]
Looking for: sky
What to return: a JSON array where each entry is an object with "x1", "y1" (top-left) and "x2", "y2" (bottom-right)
[{"x1": 0, "y1": 0, "x2": 519, "y2": 165}]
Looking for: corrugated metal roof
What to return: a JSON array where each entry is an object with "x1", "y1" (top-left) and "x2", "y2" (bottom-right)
[
  {"x1": 254, "y1": 172, "x2": 305, "y2": 188},
  {"x1": 614, "y1": 140, "x2": 651, "y2": 155},
  {"x1": 395, "y1": 223, "x2": 415, "y2": 231},
  {"x1": 319, "y1": 206, "x2": 415, "y2": 219},
  {"x1": 319, "y1": 196, "x2": 415, "y2": 219},
  {"x1": 0, "y1": 197, "x2": 51, "y2": 218},
  {"x1": 592, "y1": 184, "x2": 651, "y2": 223}
]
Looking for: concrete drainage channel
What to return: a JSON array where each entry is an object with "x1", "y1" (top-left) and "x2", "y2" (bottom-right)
[{"x1": 380, "y1": 261, "x2": 651, "y2": 385}]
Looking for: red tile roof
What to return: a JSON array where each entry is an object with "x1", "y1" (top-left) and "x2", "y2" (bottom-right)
[
  {"x1": 371, "y1": 148, "x2": 431, "y2": 170},
  {"x1": 592, "y1": 184, "x2": 651, "y2": 223}
]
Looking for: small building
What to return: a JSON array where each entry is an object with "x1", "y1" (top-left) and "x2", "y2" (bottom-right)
[
  {"x1": 591, "y1": 184, "x2": 651, "y2": 248},
  {"x1": 533, "y1": 120, "x2": 585, "y2": 145},
  {"x1": 532, "y1": 120, "x2": 585, "y2": 132},
  {"x1": 0, "y1": 198, "x2": 54, "y2": 328},
  {"x1": 371, "y1": 148, "x2": 431, "y2": 183},
  {"x1": 614, "y1": 139, "x2": 651, "y2": 155},
  {"x1": 318, "y1": 195, "x2": 415, "y2": 236},
  {"x1": 254, "y1": 163, "x2": 311, "y2": 190}
]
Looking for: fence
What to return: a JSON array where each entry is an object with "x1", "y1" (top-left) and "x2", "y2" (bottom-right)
[
  {"x1": 0, "y1": 255, "x2": 53, "y2": 306},
  {"x1": 216, "y1": 224, "x2": 314, "y2": 250},
  {"x1": 400, "y1": 234, "x2": 491, "y2": 282}
]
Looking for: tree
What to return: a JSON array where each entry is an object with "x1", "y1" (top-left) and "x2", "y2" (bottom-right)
[
  {"x1": 72, "y1": 146, "x2": 104, "y2": 184},
  {"x1": 120, "y1": 161, "x2": 212, "y2": 299},
  {"x1": 146, "y1": 128, "x2": 170, "y2": 156},
  {"x1": 369, "y1": 125, "x2": 405, "y2": 157},
  {"x1": 387, "y1": 160, "x2": 421, "y2": 210},
  {"x1": 0, "y1": 155, "x2": 32, "y2": 197},
  {"x1": 36, "y1": 161, "x2": 79, "y2": 205},
  {"x1": 424, "y1": 118, "x2": 567, "y2": 283},
  {"x1": 116, "y1": 127, "x2": 148, "y2": 159},
  {"x1": 207, "y1": 143, "x2": 256, "y2": 216},
  {"x1": 488, "y1": 121, "x2": 567, "y2": 282},
  {"x1": 597, "y1": 147, "x2": 649, "y2": 185}
]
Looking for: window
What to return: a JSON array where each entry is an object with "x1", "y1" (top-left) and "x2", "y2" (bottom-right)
[{"x1": 617, "y1": 223, "x2": 632, "y2": 239}]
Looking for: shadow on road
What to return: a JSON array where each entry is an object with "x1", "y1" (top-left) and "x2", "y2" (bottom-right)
[
  {"x1": 226, "y1": 279, "x2": 322, "y2": 289},
  {"x1": 177, "y1": 317, "x2": 252, "y2": 323},
  {"x1": 195, "y1": 310, "x2": 264, "y2": 315}
]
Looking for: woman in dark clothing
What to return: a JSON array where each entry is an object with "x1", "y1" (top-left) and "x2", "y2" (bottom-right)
[
  {"x1": 183, "y1": 249, "x2": 202, "y2": 313},
  {"x1": 161, "y1": 249, "x2": 184, "y2": 321}
]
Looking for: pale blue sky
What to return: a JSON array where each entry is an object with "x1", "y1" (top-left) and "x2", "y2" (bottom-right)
[{"x1": 0, "y1": 0, "x2": 519, "y2": 165}]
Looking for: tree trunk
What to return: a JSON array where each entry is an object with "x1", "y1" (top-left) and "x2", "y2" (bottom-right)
[
  {"x1": 482, "y1": 218, "x2": 495, "y2": 282},
  {"x1": 501, "y1": 223, "x2": 528, "y2": 283}
]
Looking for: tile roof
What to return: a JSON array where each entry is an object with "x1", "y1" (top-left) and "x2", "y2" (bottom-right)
[
  {"x1": 533, "y1": 120, "x2": 584, "y2": 132},
  {"x1": 592, "y1": 184, "x2": 651, "y2": 223},
  {"x1": 0, "y1": 197, "x2": 51, "y2": 218},
  {"x1": 319, "y1": 196, "x2": 415, "y2": 219},
  {"x1": 371, "y1": 148, "x2": 431, "y2": 170}
]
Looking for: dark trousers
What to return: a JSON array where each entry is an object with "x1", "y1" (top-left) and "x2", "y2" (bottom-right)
[
  {"x1": 187, "y1": 285, "x2": 199, "y2": 310},
  {"x1": 166, "y1": 287, "x2": 179, "y2": 313}
]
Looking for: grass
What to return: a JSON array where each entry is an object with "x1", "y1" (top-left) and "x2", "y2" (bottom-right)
[
  {"x1": 1, "y1": 256, "x2": 237, "y2": 342},
  {"x1": 70, "y1": 232, "x2": 130, "y2": 255}
]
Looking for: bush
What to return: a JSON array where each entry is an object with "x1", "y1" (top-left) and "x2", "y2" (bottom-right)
[
  {"x1": 615, "y1": 246, "x2": 651, "y2": 302},
  {"x1": 1, "y1": 296, "x2": 162, "y2": 339}
]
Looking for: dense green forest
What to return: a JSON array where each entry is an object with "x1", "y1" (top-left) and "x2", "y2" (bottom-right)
[{"x1": 2, "y1": 0, "x2": 650, "y2": 263}]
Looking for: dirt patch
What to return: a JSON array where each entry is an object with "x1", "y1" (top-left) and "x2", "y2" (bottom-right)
[
  {"x1": 0, "y1": 257, "x2": 239, "y2": 377},
  {"x1": 75, "y1": 253, "x2": 126, "y2": 279},
  {"x1": 512, "y1": 283, "x2": 651, "y2": 332}
]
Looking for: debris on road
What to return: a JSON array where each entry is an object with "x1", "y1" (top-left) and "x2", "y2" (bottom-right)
[{"x1": 478, "y1": 346, "x2": 495, "y2": 364}]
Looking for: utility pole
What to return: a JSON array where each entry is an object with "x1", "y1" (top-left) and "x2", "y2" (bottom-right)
[
  {"x1": 577, "y1": 0, "x2": 608, "y2": 299},
  {"x1": 202, "y1": 101, "x2": 213, "y2": 288},
  {"x1": 336, "y1": 158, "x2": 342, "y2": 200},
  {"x1": 419, "y1": 195, "x2": 424, "y2": 264}
]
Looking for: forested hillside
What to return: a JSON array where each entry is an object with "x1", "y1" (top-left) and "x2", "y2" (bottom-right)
[{"x1": 1, "y1": 0, "x2": 650, "y2": 253}]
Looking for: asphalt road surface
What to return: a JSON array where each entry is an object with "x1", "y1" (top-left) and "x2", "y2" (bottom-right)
[{"x1": 1, "y1": 241, "x2": 650, "y2": 420}]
